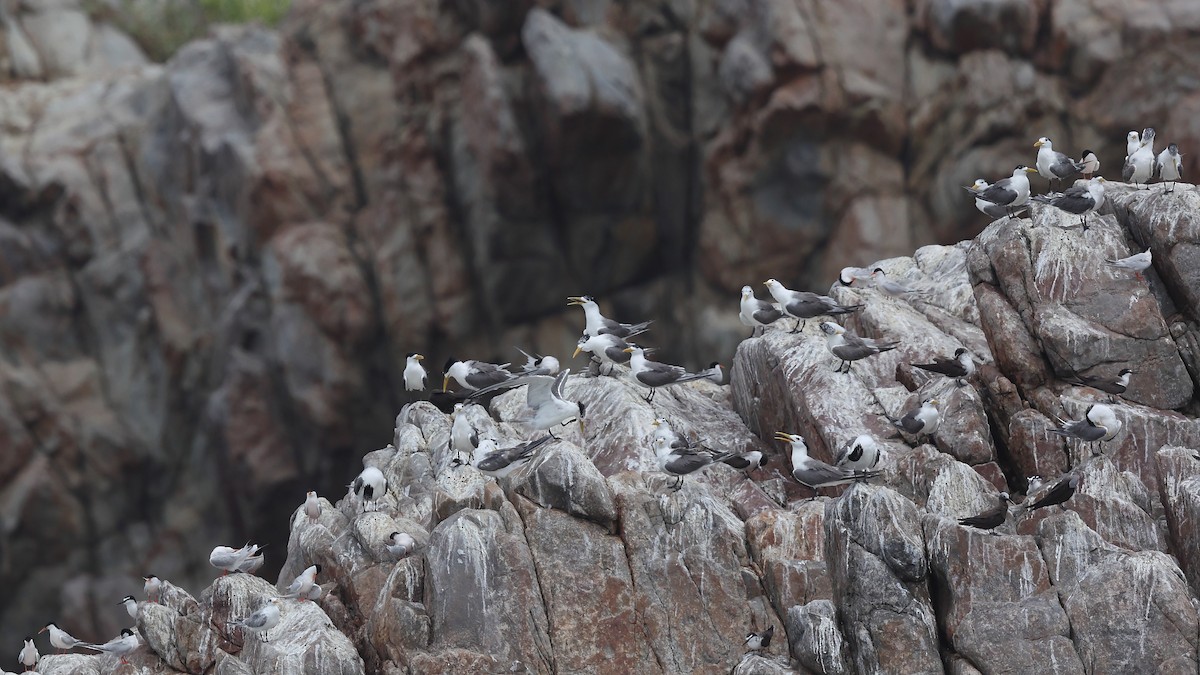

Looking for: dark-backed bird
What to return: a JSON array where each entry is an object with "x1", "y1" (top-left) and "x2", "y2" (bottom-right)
[
  {"x1": 764, "y1": 279, "x2": 862, "y2": 333},
  {"x1": 654, "y1": 435, "x2": 731, "y2": 491},
  {"x1": 1080, "y1": 150, "x2": 1099, "y2": 179},
  {"x1": 967, "y1": 178, "x2": 1028, "y2": 220},
  {"x1": 1034, "y1": 137, "x2": 1084, "y2": 190},
  {"x1": 1124, "y1": 129, "x2": 1155, "y2": 187},
  {"x1": 870, "y1": 268, "x2": 925, "y2": 297},
  {"x1": 567, "y1": 296, "x2": 651, "y2": 339},
  {"x1": 913, "y1": 348, "x2": 975, "y2": 385},
  {"x1": 895, "y1": 399, "x2": 940, "y2": 437},
  {"x1": 474, "y1": 434, "x2": 554, "y2": 478},
  {"x1": 1025, "y1": 472, "x2": 1080, "y2": 511},
  {"x1": 744, "y1": 624, "x2": 774, "y2": 652},
  {"x1": 351, "y1": 466, "x2": 387, "y2": 512},
  {"x1": 1051, "y1": 403, "x2": 1121, "y2": 451},
  {"x1": 625, "y1": 345, "x2": 712, "y2": 402},
  {"x1": 1066, "y1": 368, "x2": 1131, "y2": 396},
  {"x1": 443, "y1": 358, "x2": 512, "y2": 392},
  {"x1": 974, "y1": 166, "x2": 1037, "y2": 216},
  {"x1": 957, "y1": 492, "x2": 1010, "y2": 533},
  {"x1": 81, "y1": 628, "x2": 140, "y2": 664},
  {"x1": 1157, "y1": 143, "x2": 1183, "y2": 192},
  {"x1": 717, "y1": 447, "x2": 766, "y2": 472},
  {"x1": 574, "y1": 333, "x2": 633, "y2": 376},
  {"x1": 1032, "y1": 177, "x2": 1106, "y2": 229},
  {"x1": 1105, "y1": 249, "x2": 1151, "y2": 279},
  {"x1": 403, "y1": 353, "x2": 426, "y2": 391},
  {"x1": 837, "y1": 266, "x2": 872, "y2": 287},
  {"x1": 819, "y1": 321, "x2": 899, "y2": 373},
  {"x1": 228, "y1": 598, "x2": 283, "y2": 643},
  {"x1": 776, "y1": 432, "x2": 881, "y2": 498},
  {"x1": 835, "y1": 434, "x2": 884, "y2": 473},
  {"x1": 739, "y1": 285, "x2": 783, "y2": 336}
]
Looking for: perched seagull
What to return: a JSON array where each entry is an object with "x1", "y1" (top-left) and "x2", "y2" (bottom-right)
[
  {"x1": 837, "y1": 266, "x2": 873, "y2": 287},
  {"x1": 1066, "y1": 368, "x2": 1132, "y2": 396},
  {"x1": 1025, "y1": 472, "x2": 1080, "y2": 512},
  {"x1": 625, "y1": 345, "x2": 712, "y2": 402},
  {"x1": 764, "y1": 279, "x2": 861, "y2": 333},
  {"x1": 450, "y1": 403, "x2": 480, "y2": 464},
  {"x1": 516, "y1": 348, "x2": 560, "y2": 376},
  {"x1": 209, "y1": 543, "x2": 262, "y2": 575},
  {"x1": 835, "y1": 434, "x2": 884, "y2": 473},
  {"x1": 442, "y1": 358, "x2": 512, "y2": 392},
  {"x1": 1034, "y1": 137, "x2": 1084, "y2": 190},
  {"x1": 895, "y1": 399, "x2": 941, "y2": 437},
  {"x1": 228, "y1": 598, "x2": 283, "y2": 643},
  {"x1": 522, "y1": 370, "x2": 585, "y2": 435},
  {"x1": 654, "y1": 435, "x2": 730, "y2": 491},
  {"x1": 81, "y1": 628, "x2": 140, "y2": 665},
  {"x1": 819, "y1": 322, "x2": 899, "y2": 373},
  {"x1": 283, "y1": 564, "x2": 321, "y2": 601},
  {"x1": 1123, "y1": 129, "x2": 1155, "y2": 187},
  {"x1": 39, "y1": 623, "x2": 87, "y2": 653},
  {"x1": 351, "y1": 466, "x2": 388, "y2": 511},
  {"x1": 119, "y1": 595, "x2": 138, "y2": 619},
  {"x1": 566, "y1": 296, "x2": 652, "y2": 339},
  {"x1": 973, "y1": 166, "x2": 1037, "y2": 216},
  {"x1": 870, "y1": 268, "x2": 926, "y2": 297},
  {"x1": 777, "y1": 432, "x2": 881, "y2": 498},
  {"x1": 19, "y1": 636, "x2": 38, "y2": 670},
  {"x1": 1051, "y1": 403, "x2": 1121, "y2": 452},
  {"x1": 574, "y1": 333, "x2": 634, "y2": 375},
  {"x1": 913, "y1": 348, "x2": 975, "y2": 386},
  {"x1": 957, "y1": 492, "x2": 1010, "y2": 533},
  {"x1": 739, "y1": 285, "x2": 784, "y2": 336},
  {"x1": 474, "y1": 435, "x2": 554, "y2": 478},
  {"x1": 1157, "y1": 143, "x2": 1183, "y2": 192},
  {"x1": 966, "y1": 179, "x2": 1027, "y2": 220},
  {"x1": 143, "y1": 575, "x2": 162, "y2": 604},
  {"x1": 386, "y1": 532, "x2": 417, "y2": 559},
  {"x1": 304, "y1": 490, "x2": 322, "y2": 523},
  {"x1": 744, "y1": 624, "x2": 774, "y2": 652},
  {"x1": 1080, "y1": 150, "x2": 1100, "y2": 179},
  {"x1": 403, "y1": 353, "x2": 427, "y2": 391},
  {"x1": 1105, "y1": 248, "x2": 1152, "y2": 280},
  {"x1": 1032, "y1": 177, "x2": 1106, "y2": 229}
]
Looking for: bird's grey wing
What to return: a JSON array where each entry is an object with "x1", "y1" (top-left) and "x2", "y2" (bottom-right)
[
  {"x1": 753, "y1": 300, "x2": 783, "y2": 323},
  {"x1": 834, "y1": 443, "x2": 851, "y2": 465},
  {"x1": 524, "y1": 375, "x2": 558, "y2": 411},
  {"x1": 1049, "y1": 152, "x2": 1082, "y2": 178},
  {"x1": 241, "y1": 609, "x2": 271, "y2": 629},
  {"x1": 603, "y1": 344, "x2": 631, "y2": 363},
  {"x1": 1048, "y1": 190, "x2": 1094, "y2": 214},
  {"x1": 793, "y1": 462, "x2": 854, "y2": 487},
  {"x1": 466, "y1": 366, "x2": 513, "y2": 389},
  {"x1": 831, "y1": 343, "x2": 873, "y2": 361},
  {"x1": 550, "y1": 369, "x2": 570, "y2": 399},
  {"x1": 1122, "y1": 158, "x2": 1136, "y2": 181},
  {"x1": 664, "y1": 453, "x2": 712, "y2": 475},
  {"x1": 638, "y1": 362, "x2": 686, "y2": 387},
  {"x1": 898, "y1": 410, "x2": 924, "y2": 434},
  {"x1": 976, "y1": 180, "x2": 1016, "y2": 205}
]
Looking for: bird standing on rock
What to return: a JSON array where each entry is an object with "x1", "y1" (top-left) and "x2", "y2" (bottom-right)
[
  {"x1": 143, "y1": 575, "x2": 162, "y2": 604},
  {"x1": 80, "y1": 628, "x2": 140, "y2": 665},
  {"x1": 777, "y1": 432, "x2": 882, "y2": 498},
  {"x1": 957, "y1": 493, "x2": 1010, "y2": 533},
  {"x1": 351, "y1": 466, "x2": 388, "y2": 512},
  {"x1": 1025, "y1": 472, "x2": 1081, "y2": 512},
  {"x1": 895, "y1": 399, "x2": 940, "y2": 437},
  {"x1": 209, "y1": 543, "x2": 262, "y2": 576},
  {"x1": 283, "y1": 564, "x2": 321, "y2": 601},
  {"x1": 19, "y1": 636, "x2": 38, "y2": 670},
  {"x1": 913, "y1": 348, "x2": 975, "y2": 386},
  {"x1": 1157, "y1": 143, "x2": 1183, "y2": 192},
  {"x1": 1034, "y1": 137, "x2": 1084, "y2": 191},
  {"x1": 403, "y1": 353, "x2": 426, "y2": 391},
  {"x1": 764, "y1": 279, "x2": 861, "y2": 334},
  {"x1": 567, "y1": 295, "x2": 652, "y2": 339},
  {"x1": 835, "y1": 434, "x2": 884, "y2": 473},
  {"x1": 1032, "y1": 177, "x2": 1106, "y2": 230},
  {"x1": 625, "y1": 345, "x2": 712, "y2": 402},
  {"x1": 739, "y1": 285, "x2": 783, "y2": 336},
  {"x1": 39, "y1": 622, "x2": 87, "y2": 653},
  {"x1": 228, "y1": 598, "x2": 283, "y2": 643},
  {"x1": 1105, "y1": 249, "x2": 1151, "y2": 280},
  {"x1": 819, "y1": 322, "x2": 899, "y2": 373},
  {"x1": 973, "y1": 166, "x2": 1037, "y2": 217},
  {"x1": 744, "y1": 624, "x2": 774, "y2": 652},
  {"x1": 304, "y1": 490, "x2": 322, "y2": 523},
  {"x1": 387, "y1": 532, "x2": 417, "y2": 559},
  {"x1": 119, "y1": 595, "x2": 138, "y2": 619}
]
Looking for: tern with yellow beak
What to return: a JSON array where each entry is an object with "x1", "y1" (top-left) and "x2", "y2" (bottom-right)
[
  {"x1": 974, "y1": 166, "x2": 1037, "y2": 217},
  {"x1": 567, "y1": 296, "x2": 652, "y2": 339}
]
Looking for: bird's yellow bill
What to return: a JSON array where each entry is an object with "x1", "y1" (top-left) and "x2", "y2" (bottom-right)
[
  {"x1": 1026, "y1": 167, "x2": 1038, "y2": 173},
  {"x1": 773, "y1": 431, "x2": 795, "y2": 441},
  {"x1": 567, "y1": 297, "x2": 585, "y2": 305},
  {"x1": 623, "y1": 347, "x2": 634, "y2": 353},
  {"x1": 441, "y1": 375, "x2": 450, "y2": 390},
  {"x1": 572, "y1": 346, "x2": 582, "y2": 358},
  {"x1": 1033, "y1": 140, "x2": 1044, "y2": 147}
]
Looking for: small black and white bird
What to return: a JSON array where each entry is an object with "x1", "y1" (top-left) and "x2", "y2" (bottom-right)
[
  {"x1": 209, "y1": 543, "x2": 262, "y2": 575},
  {"x1": 739, "y1": 285, "x2": 784, "y2": 336},
  {"x1": 39, "y1": 622, "x2": 87, "y2": 653},
  {"x1": 1025, "y1": 472, "x2": 1081, "y2": 512},
  {"x1": 837, "y1": 266, "x2": 873, "y2": 287},
  {"x1": 654, "y1": 435, "x2": 731, "y2": 491},
  {"x1": 835, "y1": 434, "x2": 884, "y2": 473},
  {"x1": 351, "y1": 466, "x2": 388, "y2": 512},
  {"x1": 913, "y1": 348, "x2": 975, "y2": 385},
  {"x1": 869, "y1": 268, "x2": 925, "y2": 297},
  {"x1": 895, "y1": 399, "x2": 940, "y2": 437},
  {"x1": 649, "y1": 417, "x2": 694, "y2": 453},
  {"x1": 474, "y1": 435, "x2": 554, "y2": 478},
  {"x1": 1080, "y1": 150, "x2": 1100, "y2": 179},
  {"x1": 743, "y1": 624, "x2": 774, "y2": 652},
  {"x1": 567, "y1": 296, "x2": 652, "y2": 339},
  {"x1": 1034, "y1": 137, "x2": 1084, "y2": 191},
  {"x1": 304, "y1": 490, "x2": 322, "y2": 523},
  {"x1": 228, "y1": 598, "x2": 283, "y2": 643},
  {"x1": 19, "y1": 636, "x2": 38, "y2": 670},
  {"x1": 957, "y1": 492, "x2": 1010, "y2": 533},
  {"x1": 973, "y1": 166, "x2": 1037, "y2": 216},
  {"x1": 1051, "y1": 403, "x2": 1121, "y2": 451},
  {"x1": 1032, "y1": 177, "x2": 1106, "y2": 229},
  {"x1": 403, "y1": 353, "x2": 427, "y2": 391},
  {"x1": 1157, "y1": 143, "x2": 1183, "y2": 192},
  {"x1": 716, "y1": 447, "x2": 767, "y2": 472},
  {"x1": 819, "y1": 322, "x2": 899, "y2": 373},
  {"x1": 764, "y1": 279, "x2": 862, "y2": 333},
  {"x1": 516, "y1": 348, "x2": 560, "y2": 376},
  {"x1": 283, "y1": 564, "x2": 321, "y2": 601},
  {"x1": 119, "y1": 595, "x2": 138, "y2": 619},
  {"x1": 387, "y1": 532, "x2": 417, "y2": 558},
  {"x1": 442, "y1": 358, "x2": 513, "y2": 392},
  {"x1": 1105, "y1": 248, "x2": 1152, "y2": 280},
  {"x1": 625, "y1": 345, "x2": 713, "y2": 402},
  {"x1": 81, "y1": 628, "x2": 140, "y2": 664},
  {"x1": 574, "y1": 333, "x2": 635, "y2": 375},
  {"x1": 776, "y1": 432, "x2": 881, "y2": 498},
  {"x1": 143, "y1": 575, "x2": 162, "y2": 604},
  {"x1": 1066, "y1": 368, "x2": 1132, "y2": 396}
]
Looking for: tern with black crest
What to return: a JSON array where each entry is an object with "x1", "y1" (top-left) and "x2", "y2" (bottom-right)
[
  {"x1": 567, "y1": 296, "x2": 651, "y2": 339},
  {"x1": 913, "y1": 348, "x2": 975, "y2": 385},
  {"x1": 835, "y1": 434, "x2": 884, "y2": 473},
  {"x1": 442, "y1": 358, "x2": 513, "y2": 392},
  {"x1": 764, "y1": 279, "x2": 861, "y2": 333},
  {"x1": 739, "y1": 285, "x2": 783, "y2": 336},
  {"x1": 474, "y1": 435, "x2": 554, "y2": 478},
  {"x1": 776, "y1": 432, "x2": 881, "y2": 498},
  {"x1": 1025, "y1": 472, "x2": 1080, "y2": 512},
  {"x1": 1034, "y1": 137, "x2": 1084, "y2": 190},
  {"x1": 81, "y1": 628, "x2": 140, "y2": 664},
  {"x1": 625, "y1": 345, "x2": 712, "y2": 402},
  {"x1": 819, "y1": 322, "x2": 899, "y2": 373},
  {"x1": 573, "y1": 333, "x2": 634, "y2": 376},
  {"x1": 1157, "y1": 143, "x2": 1183, "y2": 192},
  {"x1": 351, "y1": 466, "x2": 388, "y2": 512},
  {"x1": 1032, "y1": 177, "x2": 1106, "y2": 229},
  {"x1": 973, "y1": 166, "x2": 1037, "y2": 216},
  {"x1": 1066, "y1": 368, "x2": 1131, "y2": 397},
  {"x1": 210, "y1": 543, "x2": 262, "y2": 575}
]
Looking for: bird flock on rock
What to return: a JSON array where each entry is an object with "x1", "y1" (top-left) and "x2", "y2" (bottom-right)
[{"x1": 9, "y1": 127, "x2": 1188, "y2": 672}]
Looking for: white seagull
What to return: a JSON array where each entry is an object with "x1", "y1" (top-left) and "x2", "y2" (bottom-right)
[
  {"x1": 228, "y1": 598, "x2": 283, "y2": 643},
  {"x1": 283, "y1": 564, "x2": 321, "y2": 601},
  {"x1": 1157, "y1": 143, "x2": 1183, "y2": 192},
  {"x1": 351, "y1": 466, "x2": 388, "y2": 512},
  {"x1": 403, "y1": 353, "x2": 427, "y2": 391},
  {"x1": 739, "y1": 285, "x2": 784, "y2": 336},
  {"x1": 1105, "y1": 248, "x2": 1151, "y2": 279},
  {"x1": 1123, "y1": 129, "x2": 1155, "y2": 187},
  {"x1": 1126, "y1": 130, "x2": 1141, "y2": 160},
  {"x1": 574, "y1": 333, "x2": 634, "y2": 375},
  {"x1": 819, "y1": 321, "x2": 899, "y2": 373},
  {"x1": 973, "y1": 166, "x2": 1037, "y2": 216},
  {"x1": 209, "y1": 543, "x2": 262, "y2": 576},
  {"x1": 304, "y1": 490, "x2": 322, "y2": 523},
  {"x1": 1034, "y1": 137, "x2": 1084, "y2": 190},
  {"x1": 143, "y1": 575, "x2": 162, "y2": 604},
  {"x1": 450, "y1": 403, "x2": 480, "y2": 464},
  {"x1": 1032, "y1": 177, "x2": 1106, "y2": 229},
  {"x1": 387, "y1": 531, "x2": 417, "y2": 558},
  {"x1": 566, "y1": 295, "x2": 651, "y2": 339},
  {"x1": 764, "y1": 279, "x2": 862, "y2": 333}
]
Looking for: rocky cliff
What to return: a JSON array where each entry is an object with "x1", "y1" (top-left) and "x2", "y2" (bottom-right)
[
  {"x1": 20, "y1": 183, "x2": 1200, "y2": 674},
  {"x1": 5, "y1": 0, "x2": 1200, "y2": 662}
]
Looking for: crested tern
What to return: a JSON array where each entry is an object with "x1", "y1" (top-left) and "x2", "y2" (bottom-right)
[
  {"x1": 567, "y1": 296, "x2": 651, "y2": 339},
  {"x1": 1034, "y1": 137, "x2": 1084, "y2": 190},
  {"x1": 474, "y1": 435, "x2": 554, "y2": 477},
  {"x1": 913, "y1": 348, "x2": 975, "y2": 385},
  {"x1": 739, "y1": 285, "x2": 783, "y2": 336},
  {"x1": 625, "y1": 345, "x2": 712, "y2": 402},
  {"x1": 1157, "y1": 143, "x2": 1183, "y2": 192},
  {"x1": 974, "y1": 166, "x2": 1037, "y2": 216},
  {"x1": 819, "y1": 321, "x2": 899, "y2": 373},
  {"x1": 403, "y1": 353, "x2": 426, "y2": 391},
  {"x1": 1032, "y1": 177, "x2": 1106, "y2": 229},
  {"x1": 764, "y1": 279, "x2": 862, "y2": 333}
]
